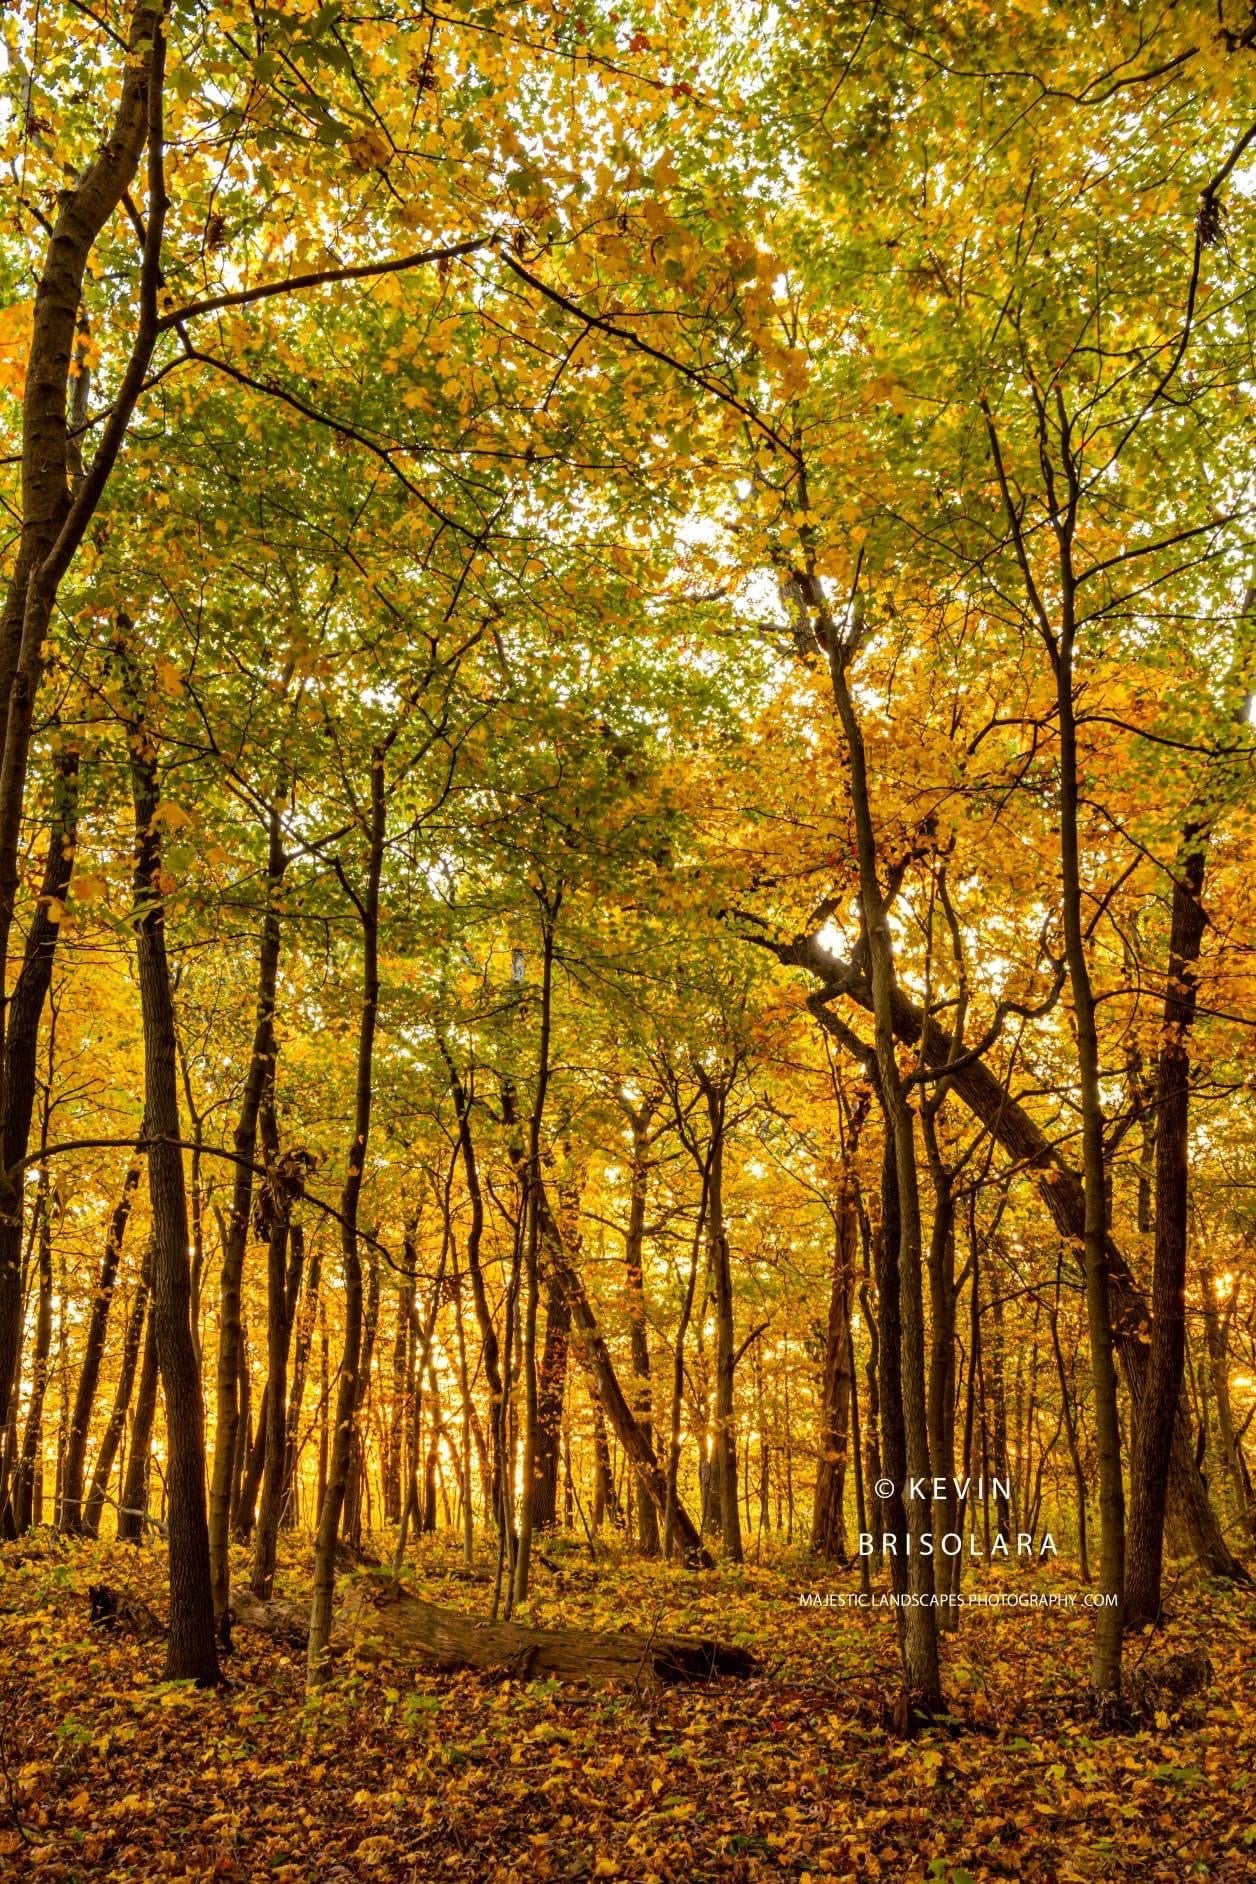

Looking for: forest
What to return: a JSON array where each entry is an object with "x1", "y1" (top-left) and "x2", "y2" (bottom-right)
[{"x1": 1, "y1": 1, "x2": 1255, "y2": 1878}]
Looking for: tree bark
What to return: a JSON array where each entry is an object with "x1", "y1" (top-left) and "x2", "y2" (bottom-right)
[
  {"x1": 123, "y1": 626, "x2": 219, "y2": 1684},
  {"x1": 804, "y1": 577, "x2": 941, "y2": 1711},
  {"x1": 1126, "y1": 835, "x2": 1209, "y2": 1626},
  {"x1": 774, "y1": 932, "x2": 1246, "y2": 1582},
  {"x1": 621, "y1": 1098, "x2": 661, "y2": 1555},
  {"x1": 251, "y1": 1158, "x2": 309, "y2": 1597},
  {"x1": 84, "y1": 1249, "x2": 152, "y2": 1540},
  {"x1": 0, "y1": 0, "x2": 165, "y2": 1441},
  {"x1": 308, "y1": 749, "x2": 385, "y2": 1684},
  {"x1": 242, "y1": 1577, "x2": 758, "y2": 1687},
  {"x1": 811, "y1": 1172, "x2": 858, "y2": 1560},
  {"x1": 698, "y1": 1071, "x2": 742, "y2": 1565},
  {"x1": 59, "y1": 1157, "x2": 142, "y2": 1532},
  {"x1": 0, "y1": 747, "x2": 78, "y2": 1521},
  {"x1": 209, "y1": 802, "x2": 285, "y2": 1642},
  {"x1": 11, "y1": 1159, "x2": 53, "y2": 1535},
  {"x1": 117, "y1": 1307, "x2": 159, "y2": 1543}
]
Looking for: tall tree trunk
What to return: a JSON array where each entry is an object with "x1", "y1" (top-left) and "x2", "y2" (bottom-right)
[
  {"x1": 699, "y1": 1071, "x2": 743, "y2": 1564},
  {"x1": 84, "y1": 1250, "x2": 152, "y2": 1539},
  {"x1": 665, "y1": 1162, "x2": 706, "y2": 1560},
  {"x1": 811, "y1": 1173, "x2": 858, "y2": 1559},
  {"x1": 123, "y1": 628, "x2": 219, "y2": 1684},
  {"x1": 59, "y1": 1157, "x2": 142, "y2": 1532},
  {"x1": 209, "y1": 803, "x2": 285, "y2": 1644},
  {"x1": 117, "y1": 1308, "x2": 159, "y2": 1542},
  {"x1": 0, "y1": 0, "x2": 165, "y2": 1442},
  {"x1": 1129, "y1": 836, "x2": 1205, "y2": 1620},
  {"x1": 805, "y1": 576, "x2": 941, "y2": 1711},
  {"x1": 250, "y1": 1156, "x2": 309, "y2": 1597},
  {"x1": 1126, "y1": 834, "x2": 1209, "y2": 1626},
  {"x1": 1049, "y1": 1291, "x2": 1090, "y2": 1583},
  {"x1": 308, "y1": 749, "x2": 384, "y2": 1684},
  {"x1": 441, "y1": 1042, "x2": 504, "y2": 1513},
  {"x1": 1051, "y1": 605, "x2": 1125, "y2": 1712},
  {"x1": 540, "y1": 1171, "x2": 711, "y2": 1565},
  {"x1": 0, "y1": 748, "x2": 78, "y2": 1534},
  {"x1": 1199, "y1": 1254, "x2": 1255, "y2": 1539},
  {"x1": 534, "y1": 1278, "x2": 571, "y2": 1532},
  {"x1": 12, "y1": 1156, "x2": 53, "y2": 1535},
  {"x1": 512, "y1": 890, "x2": 559, "y2": 1609},
  {"x1": 777, "y1": 931, "x2": 1245, "y2": 1581},
  {"x1": 282, "y1": 1229, "x2": 320, "y2": 1530},
  {"x1": 384, "y1": 1283, "x2": 410, "y2": 1523},
  {"x1": 875, "y1": 1130, "x2": 909, "y2": 1597},
  {"x1": 622, "y1": 1098, "x2": 661, "y2": 1556},
  {"x1": 922, "y1": 1109, "x2": 959, "y2": 1565}
]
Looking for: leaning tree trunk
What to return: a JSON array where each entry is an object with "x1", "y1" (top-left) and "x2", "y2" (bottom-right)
[
  {"x1": 538, "y1": 1175, "x2": 712, "y2": 1568},
  {"x1": 1126, "y1": 832, "x2": 1208, "y2": 1627},
  {"x1": 308, "y1": 750, "x2": 384, "y2": 1685},
  {"x1": 122, "y1": 625, "x2": 219, "y2": 1685},
  {"x1": 777, "y1": 932, "x2": 1247, "y2": 1583}
]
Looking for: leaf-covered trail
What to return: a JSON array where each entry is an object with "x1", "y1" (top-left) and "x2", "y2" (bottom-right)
[{"x1": 2, "y1": 1539, "x2": 1253, "y2": 1882}]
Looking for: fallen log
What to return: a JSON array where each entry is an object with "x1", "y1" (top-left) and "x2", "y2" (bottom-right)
[{"x1": 235, "y1": 1577, "x2": 758, "y2": 1688}]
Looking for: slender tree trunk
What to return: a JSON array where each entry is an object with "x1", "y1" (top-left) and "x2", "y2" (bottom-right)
[
  {"x1": 513, "y1": 891, "x2": 559, "y2": 1608},
  {"x1": 699, "y1": 1072, "x2": 743, "y2": 1564},
  {"x1": 308, "y1": 750, "x2": 384, "y2": 1685},
  {"x1": 1126, "y1": 833, "x2": 1208, "y2": 1627},
  {"x1": 1053, "y1": 617, "x2": 1125, "y2": 1712},
  {"x1": 117, "y1": 1308, "x2": 159, "y2": 1543},
  {"x1": 666, "y1": 1161, "x2": 707, "y2": 1559},
  {"x1": 344, "y1": 1240, "x2": 381, "y2": 1553},
  {"x1": 442, "y1": 1042, "x2": 504, "y2": 1514},
  {"x1": 779, "y1": 926, "x2": 1243, "y2": 1580},
  {"x1": 622, "y1": 1101, "x2": 661, "y2": 1556},
  {"x1": 0, "y1": 750, "x2": 78, "y2": 1535},
  {"x1": 1050, "y1": 1292, "x2": 1090, "y2": 1582},
  {"x1": 812, "y1": 1174, "x2": 857, "y2": 1559},
  {"x1": 384, "y1": 1283, "x2": 410, "y2": 1523},
  {"x1": 209, "y1": 803, "x2": 285, "y2": 1643},
  {"x1": 59, "y1": 1157, "x2": 142, "y2": 1533},
  {"x1": 123, "y1": 627, "x2": 219, "y2": 1684},
  {"x1": 251, "y1": 1164, "x2": 307, "y2": 1597},
  {"x1": 12, "y1": 1172, "x2": 52, "y2": 1534},
  {"x1": 875, "y1": 1131, "x2": 909, "y2": 1599},
  {"x1": 1199, "y1": 1254, "x2": 1255, "y2": 1538},
  {"x1": 812, "y1": 585, "x2": 941, "y2": 1711},
  {"x1": 0, "y1": 0, "x2": 166, "y2": 1442},
  {"x1": 534, "y1": 1278, "x2": 570, "y2": 1532},
  {"x1": 282, "y1": 1229, "x2": 319, "y2": 1530},
  {"x1": 84, "y1": 1247, "x2": 152, "y2": 1539}
]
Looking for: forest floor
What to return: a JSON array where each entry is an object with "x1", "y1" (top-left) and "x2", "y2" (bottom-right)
[{"x1": 1, "y1": 1533, "x2": 1254, "y2": 1883}]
